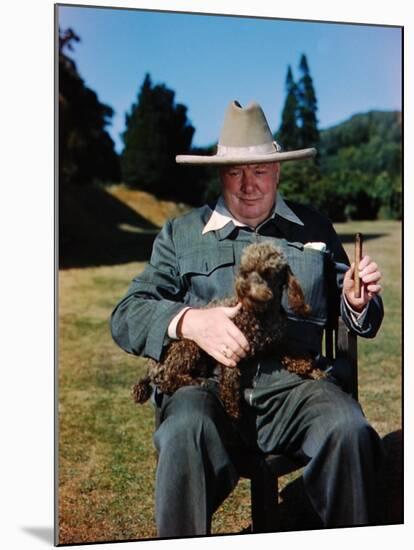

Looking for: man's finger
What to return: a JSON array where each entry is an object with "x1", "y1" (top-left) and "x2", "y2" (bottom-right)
[
  {"x1": 343, "y1": 263, "x2": 355, "y2": 289},
  {"x1": 360, "y1": 262, "x2": 378, "y2": 276},
  {"x1": 366, "y1": 284, "x2": 382, "y2": 294},
  {"x1": 215, "y1": 349, "x2": 237, "y2": 367},
  {"x1": 362, "y1": 271, "x2": 382, "y2": 284},
  {"x1": 220, "y1": 303, "x2": 250, "y2": 352},
  {"x1": 219, "y1": 357, "x2": 237, "y2": 368},
  {"x1": 358, "y1": 255, "x2": 371, "y2": 270},
  {"x1": 221, "y1": 303, "x2": 242, "y2": 318},
  {"x1": 226, "y1": 323, "x2": 250, "y2": 352},
  {"x1": 225, "y1": 339, "x2": 248, "y2": 360}
]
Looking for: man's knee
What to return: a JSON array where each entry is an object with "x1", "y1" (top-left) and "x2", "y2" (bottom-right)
[
  {"x1": 154, "y1": 385, "x2": 226, "y2": 452},
  {"x1": 327, "y1": 413, "x2": 375, "y2": 447},
  {"x1": 319, "y1": 399, "x2": 381, "y2": 460},
  {"x1": 302, "y1": 382, "x2": 380, "y2": 456}
]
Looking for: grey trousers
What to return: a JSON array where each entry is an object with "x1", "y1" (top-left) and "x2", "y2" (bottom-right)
[{"x1": 153, "y1": 363, "x2": 383, "y2": 537}]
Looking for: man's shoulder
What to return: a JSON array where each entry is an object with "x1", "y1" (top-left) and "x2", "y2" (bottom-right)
[
  {"x1": 169, "y1": 203, "x2": 213, "y2": 229},
  {"x1": 282, "y1": 199, "x2": 347, "y2": 260},
  {"x1": 161, "y1": 203, "x2": 215, "y2": 249},
  {"x1": 284, "y1": 199, "x2": 334, "y2": 230}
]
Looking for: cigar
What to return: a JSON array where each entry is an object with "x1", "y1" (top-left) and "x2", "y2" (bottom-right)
[{"x1": 354, "y1": 233, "x2": 363, "y2": 298}]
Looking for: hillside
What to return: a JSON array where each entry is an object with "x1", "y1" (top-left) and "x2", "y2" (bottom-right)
[
  {"x1": 321, "y1": 110, "x2": 401, "y2": 152},
  {"x1": 276, "y1": 110, "x2": 401, "y2": 222},
  {"x1": 106, "y1": 184, "x2": 190, "y2": 227},
  {"x1": 59, "y1": 184, "x2": 190, "y2": 269},
  {"x1": 319, "y1": 110, "x2": 401, "y2": 175}
]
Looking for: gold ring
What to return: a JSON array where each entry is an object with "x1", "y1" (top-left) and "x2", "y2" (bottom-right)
[{"x1": 222, "y1": 346, "x2": 231, "y2": 359}]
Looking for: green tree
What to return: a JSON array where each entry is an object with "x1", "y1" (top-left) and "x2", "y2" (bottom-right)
[
  {"x1": 59, "y1": 27, "x2": 120, "y2": 186},
  {"x1": 297, "y1": 54, "x2": 320, "y2": 149},
  {"x1": 277, "y1": 65, "x2": 300, "y2": 150},
  {"x1": 319, "y1": 111, "x2": 402, "y2": 220},
  {"x1": 276, "y1": 55, "x2": 401, "y2": 221},
  {"x1": 121, "y1": 74, "x2": 197, "y2": 203}
]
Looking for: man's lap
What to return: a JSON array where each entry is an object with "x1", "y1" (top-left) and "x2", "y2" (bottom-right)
[{"x1": 153, "y1": 365, "x2": 371, "y2": 460}]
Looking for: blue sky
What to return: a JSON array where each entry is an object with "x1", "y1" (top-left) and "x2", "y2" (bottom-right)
[{"x1": 58, "y1": 4, "x2": 402, "y2": 153}]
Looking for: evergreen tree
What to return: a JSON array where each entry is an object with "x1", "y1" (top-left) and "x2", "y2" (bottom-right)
[
  {"x1": 277, "y1": 66, "x2": 300, "y2": 150},
  {"x1": 58, "y1": 27, "x2": 120, "y2": 186},
  {"x1": 121, "y1": 74, "x2": 196, "y2": 202},
  {"x1": 297, "y1": 54, "x2": 320, "y2": 149}
]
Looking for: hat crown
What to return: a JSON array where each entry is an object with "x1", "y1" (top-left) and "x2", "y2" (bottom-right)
[
  {"x1": 175, "y1": 99, "x2": 316, "y2": 165},
  {"x1": 219, "y1": 101, "x2": 274, "y2": 148}
]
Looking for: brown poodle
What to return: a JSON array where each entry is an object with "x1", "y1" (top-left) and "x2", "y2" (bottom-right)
[{"x1": 132, "y1": 242, "x2": 325, "y2": 419}]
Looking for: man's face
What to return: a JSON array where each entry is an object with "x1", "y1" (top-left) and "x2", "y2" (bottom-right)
[{"x1": 220, "y1": 162, "x2": 280, "y2": 228}]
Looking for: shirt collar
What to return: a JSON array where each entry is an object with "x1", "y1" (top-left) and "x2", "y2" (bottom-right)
[{"x1": 202, "y1": 192, "x2": 304, "y2": 235}]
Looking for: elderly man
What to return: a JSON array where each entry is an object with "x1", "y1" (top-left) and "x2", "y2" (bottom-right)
[{"x1": 111, "y1": 101, "x2": 384, "y2": 537}]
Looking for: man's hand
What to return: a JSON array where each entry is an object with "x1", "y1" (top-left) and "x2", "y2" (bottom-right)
[
  {"x1": 180, "y1": 304, "x2": 250, "y2": 367},
  {"x1": 343, "y1": 255, "x2": 382, "y2": 312}
]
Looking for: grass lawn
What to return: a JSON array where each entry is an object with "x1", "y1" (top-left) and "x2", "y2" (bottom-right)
[{"x1": 57, "y1": 213, "x2": 402, "y2": 544}]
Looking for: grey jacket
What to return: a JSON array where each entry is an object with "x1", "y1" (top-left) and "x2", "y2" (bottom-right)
[{"x1": 110, "y1": 199, "x2": 383, "y2": 362}]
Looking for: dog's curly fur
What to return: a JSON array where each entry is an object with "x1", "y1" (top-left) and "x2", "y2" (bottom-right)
[{"x1": 132, "y1": 242, "x2": 325, "y2": 418}]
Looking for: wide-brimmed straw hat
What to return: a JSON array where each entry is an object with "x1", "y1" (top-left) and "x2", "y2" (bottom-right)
[{"x1": 176, "y1": 100, "x2": 316, "y2": 165}]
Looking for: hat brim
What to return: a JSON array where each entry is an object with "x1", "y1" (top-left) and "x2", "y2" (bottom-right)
[{"x1": 176, "y1": 147, "x2": 317, "y2": 165}]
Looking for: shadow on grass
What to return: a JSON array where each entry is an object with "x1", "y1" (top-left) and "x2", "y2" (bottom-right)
[
  {"x1": 59, "y1": 185, "x2": 160, "y2": 269},
  {"x1": 237, "y1": 428, "x2": 402, "y2": 534},
  {"x1": 337, "y1": 233, "x2": 388, "y2": 245},
  {"x1": 59, "y1": 185, "x2": 390, "y2": 270}
]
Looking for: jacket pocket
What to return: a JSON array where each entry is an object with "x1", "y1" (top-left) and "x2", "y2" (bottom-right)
[{"x1": 178, "y1": 244, "x2": 235, "y2": 304}]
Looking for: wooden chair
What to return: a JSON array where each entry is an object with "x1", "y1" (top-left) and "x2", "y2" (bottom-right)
[
  {"x1": 232, "y1": 315, "x2": 358, "y2": 533},
  {"x1": 154, "y1": 315, "x2": 358, "y2": 534}
]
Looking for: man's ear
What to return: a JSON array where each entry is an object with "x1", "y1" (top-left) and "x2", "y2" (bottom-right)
[
  {"x1": 274, "y1": 162, "x2": 281, "y2": 182},
  {"x1": 286, "y1": 268, "x2": 311, "y2": 317},
  {"x1": 218, "y1": 166, "x2": 225, "y2": 185}
]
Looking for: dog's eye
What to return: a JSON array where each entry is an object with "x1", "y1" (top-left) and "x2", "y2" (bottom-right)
[{"x1": 261, "y1": 268, "x2": 272, "y2": 278}]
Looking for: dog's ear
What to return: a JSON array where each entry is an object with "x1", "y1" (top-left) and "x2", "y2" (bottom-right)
[{"x1": 286, "y1": 268, "x2": 311, "y2": 317}]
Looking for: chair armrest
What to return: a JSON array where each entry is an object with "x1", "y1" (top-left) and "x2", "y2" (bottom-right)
[{"x1": 336, "y1": 316, "x2": 358, "y2": 400}]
